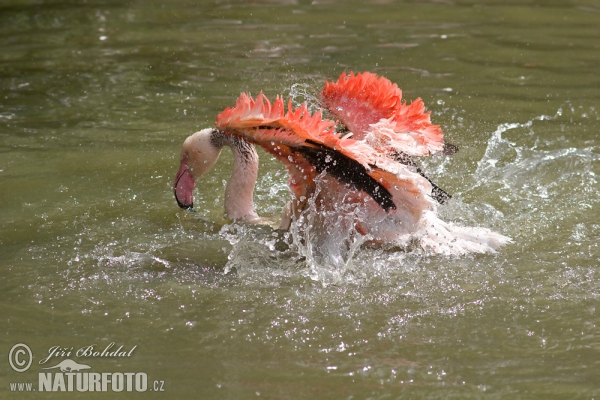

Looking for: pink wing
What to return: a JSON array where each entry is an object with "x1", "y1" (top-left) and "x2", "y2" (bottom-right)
[
  {"x1": 215, "y1": 92, "x2": 435, "y2": 216},
  {"x1": 320, "y1": 71, "x2": 448, "y2": 156}
]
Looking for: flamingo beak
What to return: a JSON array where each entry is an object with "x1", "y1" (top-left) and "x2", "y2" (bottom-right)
[{"x1": 174, "y1": 161, "x2": 195, "y2": 210}]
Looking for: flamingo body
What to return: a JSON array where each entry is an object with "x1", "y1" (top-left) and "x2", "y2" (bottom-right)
[{"x1": 174, "y1": 72, "x2": 512, "y2": 255}]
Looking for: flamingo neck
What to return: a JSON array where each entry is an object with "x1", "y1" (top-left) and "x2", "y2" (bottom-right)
[{"x1": 212, "y1": 131, "x2": 260, "y2": 222}]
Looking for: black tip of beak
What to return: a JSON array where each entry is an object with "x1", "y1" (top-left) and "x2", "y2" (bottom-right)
[
  {"x1": 174, "y1": 193, "x2": 196, "y2": 212},
  {"x1": 178, "y1": 202, "x2": 197, "y2": 213}
]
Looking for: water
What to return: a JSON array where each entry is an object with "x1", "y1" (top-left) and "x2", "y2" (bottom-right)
[{"x1": 1, "y1": 0, "x2": 599, "y2": 398}]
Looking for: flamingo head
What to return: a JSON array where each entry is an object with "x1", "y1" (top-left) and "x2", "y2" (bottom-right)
[{"x1": 174, "y1": 128, "x2": 222, "y2": 210}]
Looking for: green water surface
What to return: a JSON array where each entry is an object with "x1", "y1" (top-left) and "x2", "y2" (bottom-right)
[{"x1": 1, "y1": 1, "x2": 599, "y2": 398}]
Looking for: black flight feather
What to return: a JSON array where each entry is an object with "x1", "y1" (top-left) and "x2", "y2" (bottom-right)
[
  {"x1": 293, "y1": 140, "x2": 396, "y2": 212},
  {"x1": 390, "y1": 151, "x2": 453, "y2": 205}
]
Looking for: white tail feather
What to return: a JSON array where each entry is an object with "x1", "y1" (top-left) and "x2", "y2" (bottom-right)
[{"x1": 416, "y1": 211, "x2": 512, "y2": 255}]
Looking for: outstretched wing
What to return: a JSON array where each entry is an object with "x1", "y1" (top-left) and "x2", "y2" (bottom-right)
[
  {"x1": 320, "y1": 71, "x2": 403, "y2": 138},
  {"x1": 320, "y1": 71, "x2": 456, "y2": 157},
  {"x1": 215, "y1": 92, "x2": 435, "y2": 214}
]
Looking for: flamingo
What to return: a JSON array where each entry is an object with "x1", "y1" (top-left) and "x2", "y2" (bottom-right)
[{"x1": 174, "y1": 72, "x2": 511, "y2": 255}]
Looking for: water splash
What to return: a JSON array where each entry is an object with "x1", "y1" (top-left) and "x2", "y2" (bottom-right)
[
  {"x1": 465, "y1": 105, "x2": 599, "y2": 250},
  {"x1": 287, "y1": 174, "x2": 372, "y2": 286},
  {"x1": 288, "y1": 82, "x2": 321, "y2": 113},
  {"x1": 475, "y1": 106, "x2": 564, "y2": 179},
  {"x1": 217, "y1": 103, "x2": 598, "y2": 288}
]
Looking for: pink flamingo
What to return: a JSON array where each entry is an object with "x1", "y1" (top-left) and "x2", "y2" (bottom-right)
[{"x1": 174, "y1": 72, "x2": 511, "y2": 255}]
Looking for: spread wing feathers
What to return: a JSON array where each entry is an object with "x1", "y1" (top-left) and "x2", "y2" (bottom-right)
[
  {"x1": 320, "y1": 71, "x2": 402, "y2": 137},
  {"x1": 216, "y1": 92, "x2": 336, "y2": 148},
  {"x1": 215, "y1": 92, "x2": 438, "y2": 214},
  {"x1": 320, "y1": 71, "x2": 451, "y2": 157}
]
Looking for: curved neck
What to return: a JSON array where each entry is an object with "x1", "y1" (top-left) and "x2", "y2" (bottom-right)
[{"x1": 212, "y1": 131, "x2": 260, "y2": 222}]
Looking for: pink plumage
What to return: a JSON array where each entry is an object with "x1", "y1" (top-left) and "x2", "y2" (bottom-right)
[
  {"x1": 320, "y1": 71, "x2": 446, "y2": 156},
  {"x1": 176, "y1": 72, "x2": 511, "y2": 254}
]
